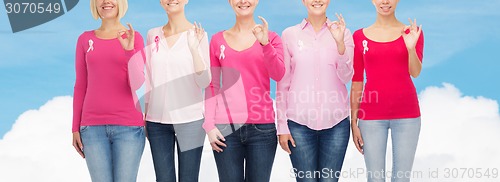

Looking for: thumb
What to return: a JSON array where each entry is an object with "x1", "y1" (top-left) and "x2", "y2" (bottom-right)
[
  {"x1": 290, "y1": 136, "x2": 296, "y2": 147},
  {"x1": 117, "y1": 32, "x2": 126, "y2": 44},
  {"x1": 77, "y1": 138, "x2": 84, "y2": 150},
  {"x1": 217, "y1": 132, "x2": 226, "y2": 141},
  {"x1": 402, "y1": 26, "x2": 410, "y2": 35}
]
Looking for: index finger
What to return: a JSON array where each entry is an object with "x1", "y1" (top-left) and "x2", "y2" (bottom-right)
[
  {"x1": 258, "y1": 16, "x2": 268, "y2": 28},
  {"x1": 215, "y1": 139, "x2": 227, "y2": 147}
]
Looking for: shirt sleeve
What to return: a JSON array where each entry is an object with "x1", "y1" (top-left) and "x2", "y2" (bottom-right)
[
  {"x1": 335, "y1": 29, "x2": 355, "y2": 84},
  {"x1": 72, "y1": 34, "x2": 87, "y2": 132},
  {"x1": 203, "y1": 36, "x2": 221, "y2": 133},
  {"x1": 144, "y1": 31, "x2": 153, "y2": 107},
  {"x1": 276, "y1": 29, "x2": 292, "y2": 135},
  {"x1": 194, "y1": 32, "x2": 212, "y2": 89},
  {"x1": 128, "y1": 32, "x2": 146, "y2": 91},
  {"x1": 352, "y1": 32, "x2": 365, "y2": 82},
  {"x1": 262, "y1": 32, "x2": 286, "y2": 82}
]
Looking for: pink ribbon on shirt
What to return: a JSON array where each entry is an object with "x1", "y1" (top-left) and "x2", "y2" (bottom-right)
[
  {"x1": 154, "y1": 36, "x2": 160, "y2": 52},
  {"x1": 87, "y1": 39, "x2": 94, "y2": 53},
  {"x1": 219, "y1": 45, "x2": 226, "y2": 60},
  {"x1": 363, "y1": 40, "x2": 369, "y2": 54}
]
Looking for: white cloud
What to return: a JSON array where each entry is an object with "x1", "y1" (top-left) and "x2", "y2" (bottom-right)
[{"x1": 1, "y1": 83, "x2": 499, "y2": 181}]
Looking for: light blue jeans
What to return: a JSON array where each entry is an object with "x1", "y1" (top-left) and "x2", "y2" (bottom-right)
[
  {"x1": 80, "y1": 125, "x2": 145, "y2": 182},
  {"x1": 358, "y1": 117, "x2": 421, "y2": 182}
]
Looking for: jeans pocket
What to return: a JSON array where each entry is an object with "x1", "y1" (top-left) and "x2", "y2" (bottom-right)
[
  {"x1": 253, "y1": 124, "x2": 276, "y2": 133},
  {"x1": 79, "y1": 126, "x2": 89, "y2": 133}
]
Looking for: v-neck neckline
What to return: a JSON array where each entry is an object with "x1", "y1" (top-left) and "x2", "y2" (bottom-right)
[{"x1": 161, "y1": 28, "x2": 187, "y2": 50}]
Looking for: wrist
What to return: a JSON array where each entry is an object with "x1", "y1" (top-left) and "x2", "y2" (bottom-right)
[
  {"x1": 189, "y1": 47, "x2": 198, "y2": 53},
  {"x1": 335, "y1": 39, "x2": 345, "y2": 47},
  {"x1": 260, "y1": 40, "x2": 270, "y2": 46},
  {"x1": 351, "y1": 119, "x2": 358, "y2": 124}
]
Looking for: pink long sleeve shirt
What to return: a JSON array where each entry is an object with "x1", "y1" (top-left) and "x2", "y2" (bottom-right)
[
  {"x1": 203, "y1": 31, "x2": 285, "y2": 133},
  {"x1": 72, "y1": 31, "x2": 145, "y2": 132},
  {"x1": 276, "y1": 19, "x2": 354, "y2": 135}
]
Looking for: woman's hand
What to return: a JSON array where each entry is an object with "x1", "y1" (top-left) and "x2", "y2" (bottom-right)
[
  {"x1": 278, "y1": 134, "x2": 296, "y2": 154},
  {"x1": 402, "y1": 18, "x2": 422, "y2": 51},
  {"x1": 72, "y1": 132, "x2": 85, "y2": 158},
  {"x1": 118, "y1": 23, "x2": 135, "y2": 51},
  {"x1": 208, "y1": 128, "x2": 226, "y2": 153},
  {"x1": 252, "y1": 16, "x2": 270, "y2": 46},
  {"x1": 188, "y1": 22, "x2": 205, "y2": 51},
  {"x1": 351, "y1": 123, "x2": 364, "y2": 154},
  {"x1": 328, "y1": 13, "x2": 346, "y2": 44}
]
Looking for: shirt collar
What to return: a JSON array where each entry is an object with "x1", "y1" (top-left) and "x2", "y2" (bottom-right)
[{"x1": 300, "y1": 18, "x2": 333, "y2": 30}]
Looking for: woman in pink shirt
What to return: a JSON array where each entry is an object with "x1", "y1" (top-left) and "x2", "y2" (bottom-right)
[
  {"x1": 350, "y1": 0, "x2": 424, "y2": 181},
  {"x1": 277, "y1": 0, "x2": 354, "y2": 181},
  {"x1": 143, "y1": 0, "x2": 210, "y2": 181},
  {"x1": 204, "y1": 0, "x2": 285, "y2": 181},
  {"x1": 71, "y1": 0, "x2": 145, "y2": 181}
]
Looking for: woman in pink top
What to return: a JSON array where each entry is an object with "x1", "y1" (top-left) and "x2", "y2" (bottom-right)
[
  {"x1": 143, "y1": 0, "x2": 210, "y2": 181},
  {"x1": 71, "y1": 0, "x2": 145, "y2": 181},
  {"x1": 277, "y1": 0, "x2": 354, "y2": 181},
  {"x1": 350, "y1": 0, "x2": 424, "y2": 181},
  {"x1": 204, "y1": 0, "x2": 285, "y2": 181}
]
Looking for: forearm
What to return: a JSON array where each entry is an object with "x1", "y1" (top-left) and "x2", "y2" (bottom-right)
[
  {"x1": 408, "y1": 48, "x2": 422, "y2": 78},
  {"x1": 190, "y1": 48, "x2": 207, "y2": 75},
  {"x1": 336, "y1": 40, "x2": 346, "y2": 55},
  {"x1": 350, "y1": 82, "x2": 364, "y2": 126}
]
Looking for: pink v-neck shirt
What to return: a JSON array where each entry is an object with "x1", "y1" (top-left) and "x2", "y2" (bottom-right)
[
  {"x1": 72, "y1": 31, "x2": 145, "y2": 132},
  {"x1": 203, "y1": 31, "x2": 286, "y2": 133}
]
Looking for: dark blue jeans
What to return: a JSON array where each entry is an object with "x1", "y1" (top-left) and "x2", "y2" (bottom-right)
[
  {"x1": 146, "y1": 119, "x2": 205, "y2": 182},
  {"x1": 213, "y1": 123, "x2": 278, "y2": 182},
  {"x1": 288, "y1": 117, "x2": 350, "y2": 182}
]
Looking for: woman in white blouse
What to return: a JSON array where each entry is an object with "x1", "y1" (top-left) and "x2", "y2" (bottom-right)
[{"x1": 144, "y1": 0, "x2": 210, "y2": 181}]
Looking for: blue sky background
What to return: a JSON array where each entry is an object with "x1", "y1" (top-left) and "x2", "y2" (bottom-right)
[{"x1": 0, "y1": 0, "x2": 499, "y2": 137}]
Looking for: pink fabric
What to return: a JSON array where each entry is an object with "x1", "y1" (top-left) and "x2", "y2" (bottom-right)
[
  {"x1": 352, "y1": 29, "x2": 424, "y2": 120},
  {"x1": 72, "y1": 31, "x2": 145, "y2": 132},
  {"x1": 276, "y1": 19, "x2": 354, "y2": 134},
  {"x1": 203, "y1": 31, "x2": 285, "y2": 133}
]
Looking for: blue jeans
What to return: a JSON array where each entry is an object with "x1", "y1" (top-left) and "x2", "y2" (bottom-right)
[
  {"x1": 80, "y1": 125, "x2": 145, "y2": 182},
  {"x1": 146, "y1": 119, "x2": 205, "y2": 182},
  {"x1": 213, "y1": 123, "x2": 278, "y2": 182},
  {"x1": 288, "y1": 117, "x2": 350, "y2": 182},
  {"x1": 358, "y1": 117, "x2": 421, "y2": 182}
]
